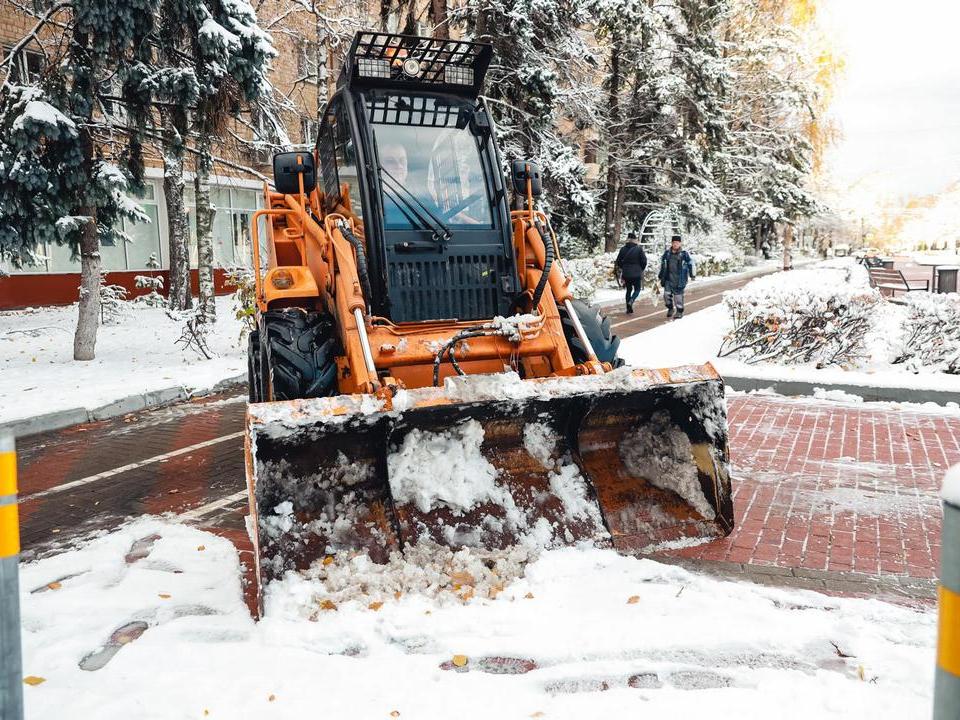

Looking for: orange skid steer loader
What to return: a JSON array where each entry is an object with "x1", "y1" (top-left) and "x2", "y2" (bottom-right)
[{"x1": 245, "y1": 31, "x2": 733, "y2": 605}]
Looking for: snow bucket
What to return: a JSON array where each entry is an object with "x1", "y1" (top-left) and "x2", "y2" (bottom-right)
[{"x1": 245, "y1": 364, "x2": 734, "y2": 609}]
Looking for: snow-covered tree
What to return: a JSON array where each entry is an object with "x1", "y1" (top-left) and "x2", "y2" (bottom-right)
[
  {"x1": 718, "y1": 0, "x2": 824, "y2": 249},
  {"x1": 0, "y1": 1, "x2": 159, "y2": 360},
  {"x1": 664, "y1": 0, "x2": 730, "y2": 228},
  {"x1": 452, "y1": 0, "x2": 600, "y2": 249},
  {"x1": 190, "y1": 0, "x2": 274, "y2": 323}
]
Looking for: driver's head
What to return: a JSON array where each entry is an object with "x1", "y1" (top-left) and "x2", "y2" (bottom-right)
[{"x1": 380, "y1": 142, "x2": 408, "y2": 183}]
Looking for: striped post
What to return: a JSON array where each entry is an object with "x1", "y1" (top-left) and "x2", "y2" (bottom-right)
[
  {"x1": 0, "y1": 434, "x2": 22, "y2": 720},
  {"x1": 935, "y1": 465, "x2": 960, "y2": 719}
]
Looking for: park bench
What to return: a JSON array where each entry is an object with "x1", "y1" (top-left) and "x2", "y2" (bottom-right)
[{"x1": 868, "y1": 267, "x2": 929, "y2": 296}]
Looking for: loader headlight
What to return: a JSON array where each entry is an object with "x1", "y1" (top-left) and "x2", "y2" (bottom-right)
[
  {"x1": 357, "y1": 58, "x2": 390, "y2": 79},
  {"x1": 271, "y1": 270, "x2": 295, "y2": 290},
  {"x1": 401, "y1": 58, "x2": 421, "y2": 77},
  {"x1": 444, "y1": 65, "x2": 474, "y2": 86}
]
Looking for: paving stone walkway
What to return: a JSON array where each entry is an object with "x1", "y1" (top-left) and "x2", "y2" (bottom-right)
[{"x1": 653, "y1": 395, "x2": 956, "y2": 605}]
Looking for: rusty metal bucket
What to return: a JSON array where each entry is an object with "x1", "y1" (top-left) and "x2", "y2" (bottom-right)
[{"x1": 245, "y1": 364, "x2": 734, "y2": 608}]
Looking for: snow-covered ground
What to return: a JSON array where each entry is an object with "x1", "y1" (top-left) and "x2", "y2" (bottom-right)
[
  {"x1": 619, "y1": 263, "x2": 960, "y2": 395},
  {"x1": 19, "y1": 518, "x2": 936, "y2": 719},
  {"x1": 0, "y1": 296, "x2": 247, "y2": 425}
]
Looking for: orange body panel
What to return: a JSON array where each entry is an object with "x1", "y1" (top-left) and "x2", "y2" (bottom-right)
[{"x1": 252, "y1": 183, "x2": 589, "y2": 396}]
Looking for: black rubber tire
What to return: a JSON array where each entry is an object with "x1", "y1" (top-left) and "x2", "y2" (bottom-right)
[
  {"x1": 261, "y1": 309, "x2": 338, "y2": 401},
  {"x1": 247, "y1": 329, "x2": 262, "y2": 403},
  {"x1": 560, "y1": 298, "x2": 626, "y2": 368}
]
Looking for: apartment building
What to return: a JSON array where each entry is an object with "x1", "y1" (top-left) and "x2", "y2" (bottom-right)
[{"x1": 0, "y1": 1, "x2": 338, "y2": 308}]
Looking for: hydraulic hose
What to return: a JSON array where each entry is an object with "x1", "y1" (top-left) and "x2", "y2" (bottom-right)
[
  {"x1": 531, "y1": 219, "x2": 554, "y2": 313},
  {"x1": 432, "y1": 329, "x2": 487, "y2": 387},
  {"x1": 337, "y1": 220, "x2": 374, "y2": 314}
]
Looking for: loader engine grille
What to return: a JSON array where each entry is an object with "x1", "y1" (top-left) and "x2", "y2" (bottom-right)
[{"x1": 388, "y1": 253, "x2": 509, "y2": 322}]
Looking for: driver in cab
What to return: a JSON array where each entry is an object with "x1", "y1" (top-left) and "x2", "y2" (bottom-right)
[{"x1": 379, "y1": 140, "x2": 483, "y2": 227}]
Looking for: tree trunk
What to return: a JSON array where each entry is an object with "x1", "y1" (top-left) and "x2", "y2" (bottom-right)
[
  {"x1": 195, "y1": 127, "x2": 217, "y2": 323},
  {"x1": 162, "y1": 108, "x2": 192, "y2": 310},
  {"x1": 603, "y1": 40, "x2": 622, "y2": 253},
  {"x1": 430, "y1": 0, "x2": 449, "y2": 37},
  {"x1": 783, "y1": 223, "x2": 794, "y2": 271},
  {"x1": 315, "y1": 12, "x2": 329, "y2": 116},
  {"x1": 603, "y1": 169, "x2": 620, "y2": 253},
  {"x1": 612, "y1": 178, "x2": 627, "y2": 253},
  {"x1": 74, "y1": 208, "x2": 101, "y2": 361}
]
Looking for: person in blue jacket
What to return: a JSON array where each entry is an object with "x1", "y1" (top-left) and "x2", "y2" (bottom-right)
[{"x1": 658, "y1": 235, "x2": 695, "y2": 319}]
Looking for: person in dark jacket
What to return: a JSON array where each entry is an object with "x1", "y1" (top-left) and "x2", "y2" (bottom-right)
[
  {"x1": 614, "y1": 232, "x2": 647, "y2": 313},
  {"x1": 658, "y1": 235, "x2": 695, "y2": 319}
]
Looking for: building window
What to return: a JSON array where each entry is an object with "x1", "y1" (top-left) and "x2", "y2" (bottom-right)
[
  {"x1": 187, "y1": 184, "x2": 261, "y2": 268},
  {"x1": 297, "y1": 40, "x2": 320, "y2": 80},
  {"x1": 3, "y1": 46, "x2": 44, "y2": 84},
  {"x1": 300, "y1": 116, "x2": 319, "y2": 145}
]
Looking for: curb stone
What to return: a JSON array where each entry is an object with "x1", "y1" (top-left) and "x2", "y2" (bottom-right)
[
  {"x1": 723, "y1": 374, "x2": 960, "y2": 407},
  {"x1": 0, "y1": 374, "x2": 246, "y2": 439}
]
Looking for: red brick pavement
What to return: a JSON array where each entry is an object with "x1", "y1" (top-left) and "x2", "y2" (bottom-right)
[{"x1": 659, "y1": 395, "x2": 955, "y2": 581}]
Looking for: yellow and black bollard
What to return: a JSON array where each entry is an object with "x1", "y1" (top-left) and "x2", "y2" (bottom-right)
[
  {"x1": 935, "y1": 465, "x2": 960, "y2": 719},
  {"x1": 0, "y1": 434, "x2": 22, "y2": 720}
]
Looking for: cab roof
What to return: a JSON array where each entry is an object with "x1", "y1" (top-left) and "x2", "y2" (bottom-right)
[{"x1": 338, "y1": 31, "x2": 492, "y2": 99}]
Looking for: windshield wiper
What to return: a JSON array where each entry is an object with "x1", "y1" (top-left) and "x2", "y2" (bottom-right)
[{"x1": 379, "y1": 166, "x2": 452, "y2": 249}]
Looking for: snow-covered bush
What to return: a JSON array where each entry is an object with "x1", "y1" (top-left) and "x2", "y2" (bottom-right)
[
  {"x1": 719, "y1": 264, "x2": 881, "y2": 367},
  {"x1": 224, "y1": 264, "x2": 257, "y2": 341},
  {"x1": 564, "y1": 252, "x2": 619, "y2": 298},
  {"x1": 892, "y1": 293, "x2": 960, "y2": 374},
  {"x1": 98, "y1": 272, "x2": 128, "y2": 325}
]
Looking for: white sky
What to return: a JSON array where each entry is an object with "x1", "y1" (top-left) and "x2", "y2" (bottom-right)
[{"x1": 822, "y1": 0, "x2": 960, "y2": 199}]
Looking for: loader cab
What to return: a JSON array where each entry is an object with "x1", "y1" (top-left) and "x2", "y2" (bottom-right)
[{"x1": 316, "y1": 32, "x2": 518, "y2": 323}]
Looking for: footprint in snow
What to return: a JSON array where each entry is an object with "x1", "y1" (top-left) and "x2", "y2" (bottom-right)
[
  {"x1": 78, "y1": 605, "x2": 220, "y2": 671},
  {"x1": 124, "y1": 533, "x2": 162, "y2": 564},
  {"x1": 439, "y1": 656, "x2": 538, "y2": 675},
  {"x1": 30, "y1": 571, "x2": 89, "y2": 593}
]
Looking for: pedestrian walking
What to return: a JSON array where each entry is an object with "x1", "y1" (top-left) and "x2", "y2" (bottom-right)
[
  {"x1": 658, "y1": 235, "x2": 695, "y2": 319},
  {"x1": 614, "y1": 232, "x2": 647, "y2": 314}
]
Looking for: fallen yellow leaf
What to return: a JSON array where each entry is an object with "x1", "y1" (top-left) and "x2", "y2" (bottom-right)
[
  {"x1": 159, "y1": 593, "x2": 171, "y2": 599},
  {"x1": 23, "y1": 676, "x2": 45, "y2": 686},
  {"x1": 452, "y1": 655, "x2": 468, "y2": 667},
  {"x1": 203, "y1": 711, "x2": 209, "y2": 717},
  {"x1": 319, "y1": 599, "x2": 337, "y2": 611},
  {"x1": 524, "y1": 592, "x2": 535, "y2": 599},
  {"x1": 323, "y1": 556, "x2": 334, "y2": 566},
  {"x1": 394, "y1": 591, "x2": 402, "y2": 600},
  {"x1": 627, "y1": 595, "x2": 640, "y2": 604},
  {"x1": 46, "y1": 582, "x2": 62, "y2": 591},
  {"x1": 450, "y1": 571, "x2": 475, "y2": 586},
  {"x1": 368, "y1": 601, "x2": 384, "y2": 611},
  {"x1": 197, "y1": 545, "x2": 205, "y2": 551},
  {"x1": 857, "y1": 665, "x2": 865, "y2": 681}
]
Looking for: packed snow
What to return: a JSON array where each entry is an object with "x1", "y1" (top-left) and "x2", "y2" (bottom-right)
[
  {"x1": 944, "y1": 465, "x2": 960, "y2": 507},
  {"x1": 387, "y1": 420, "x2": 505, "y2": 515},
  {"x1": 619, "y1": 411, "x2": 716, "y2": 521},
  {"x1": 0, "y1": 296, "x2": 247, "y2": 426},
  {"x1": 17, "y1": 517, "x2": 937, "y2": 719}
]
